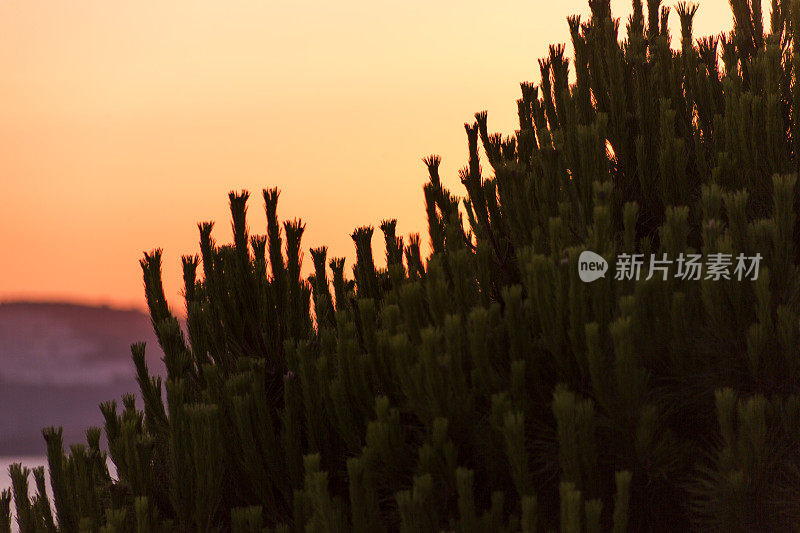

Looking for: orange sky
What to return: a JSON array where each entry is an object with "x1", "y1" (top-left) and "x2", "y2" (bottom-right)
[{"x1": 0, "y1": 0, "x2": 731, "y2": 311}]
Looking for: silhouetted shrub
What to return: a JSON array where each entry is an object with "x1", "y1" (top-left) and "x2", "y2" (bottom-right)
[{"x1": 4, "y1": 0, "x2": 800, "y2": 531}]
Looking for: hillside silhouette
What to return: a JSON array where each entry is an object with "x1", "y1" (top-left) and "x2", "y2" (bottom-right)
[{"x1": 0, "y1": 302, "x2": 164, "y2": 454}]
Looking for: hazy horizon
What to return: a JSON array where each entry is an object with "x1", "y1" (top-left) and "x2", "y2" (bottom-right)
[
  {"x1": 0, "y1": 301, "x2": 164, "y2": 455},
  {"x1": 0, "y1": 0, "x2": 731, "y2": 311}
]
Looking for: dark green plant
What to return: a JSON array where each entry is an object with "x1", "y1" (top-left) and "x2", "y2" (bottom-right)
[
  {"x1": 0, "y1": 490, "x2": 10, "y2": 533},
  {"x1": 4, "y1": 0, "x2": 800, "y2": 530}
]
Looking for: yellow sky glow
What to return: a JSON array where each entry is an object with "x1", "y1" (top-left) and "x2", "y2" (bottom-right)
[{"x1": 0, "y1": 0, "x2": 732, "y2": 310}]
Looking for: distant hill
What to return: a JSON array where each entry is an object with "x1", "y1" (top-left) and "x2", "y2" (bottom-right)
[{"x1": 0, "y1": 301, "x2": 165, "y2": 454}]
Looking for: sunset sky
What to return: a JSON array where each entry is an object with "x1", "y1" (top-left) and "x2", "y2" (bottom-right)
[{"x1": 0, "y1": 0, "x2": 731, "y2": 311}]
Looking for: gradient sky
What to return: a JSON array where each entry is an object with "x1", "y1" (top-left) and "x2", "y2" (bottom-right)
[{"x1": 0, "y1": 0, "x2": 731, "y2": 311}]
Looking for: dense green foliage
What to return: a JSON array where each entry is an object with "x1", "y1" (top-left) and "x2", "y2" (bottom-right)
[{"x1": 4, "y1": 0, "x2": 800, "y2": 530}]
